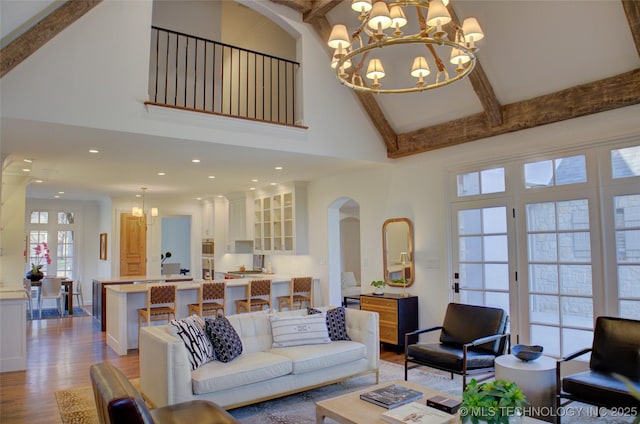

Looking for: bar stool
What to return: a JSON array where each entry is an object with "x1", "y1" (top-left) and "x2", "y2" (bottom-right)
[
  {"x1": 278, "y1": 276, "x2": 313, "y2": 311},
  {"x1": 188, "y1": 281, "x2": 226, "y2": 317},
  {"x1": 137, "y1": 284, "x2": 177, "y2": 329},
  {"x1": 235, "y1": 279, "x2": 271, "y2": 313}
]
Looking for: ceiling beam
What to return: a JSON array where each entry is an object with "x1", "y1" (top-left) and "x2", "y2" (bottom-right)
[
  {"x1": 303, "y1": 0, "x2": 342, "y2": 23},
  {"x1": 355, "y1": 92, "x2": 399, "y2": 153},
  {"x1": 1, "y1": 0, "x2": 102, "y2": 78},
  {"x1": 447, "y1": 6, "x2": 503, "y2": 127},
  {"x1": 269, "y1": 0, "x2": 312, "y2": 15},
  {"x1": 622, "y1": 0, "x2": 640, "y2": 57},
  {"x1": 393, "y1": 68, "x2": 640, "y2": 158}
]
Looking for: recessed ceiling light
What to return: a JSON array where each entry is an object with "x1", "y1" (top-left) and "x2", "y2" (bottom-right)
[
  {"x1": 251, "y1": 179, "x2": 258, "y2": 182},
  {"x1": 195, "y1": 197, "x2": 202, "y2": 200},
  {"x1": 89, "y1": 149, "x2": 99, "y2": 154},
  {"x1": 192, "y1": 159, "x2": 200, "y2": 163},
  {"x1": 270, "y1": 182, "x2": 276, "y2": 186},
  {"x1": 158, "y1": 172, "x2": 166, "y2": 176},
  {"x1": 136, "y1": 194, "x2": 142, "y2": 198},
  {"x1": 217, "y1": 195, "x2": 223, "y2": 198},
  {"x1": 208, "y1": 175, "x2": 215, "y2": 179},
  {"x1": 275, "y1": 166, "x2": 283, "y2": 170},
  {"x1": 54, "y1": 195, "x2": 60, "y2": 198},
  {"x1": 35, "y1": 180, "x2": 43, "y2": 183},
  {"x1": 250, "y1": 187, "x2": 256, "y2": 190},
  {"x1": 58, "y1": 191, "x2": 64, "y2": 194},
  {"x1": 23, "y1": 159, "x2": 33, "y2": 163},
  {"x1": 22, "y1": 168, "x2": 30, "y2": 172}
]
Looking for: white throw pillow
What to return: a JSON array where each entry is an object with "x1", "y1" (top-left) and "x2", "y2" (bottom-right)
[
  {"x1": 269, "y1": 312, "x2": 331, "y2": 348},
  {"x1": 169, "y1": 315, "x2": 215, "y2": 370}
]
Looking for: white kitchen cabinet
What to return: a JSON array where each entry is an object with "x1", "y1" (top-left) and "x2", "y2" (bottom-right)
[
  {"x1": 254, "y1": 181, "x2": 307, "y2": 254},
  {"x1": 226, "y1": 191, "x2": 254, "y2": 252}
]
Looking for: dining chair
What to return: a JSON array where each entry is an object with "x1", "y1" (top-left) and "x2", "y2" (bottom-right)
[
  {"x1": 137, "y1": 283, "x2": 178, "y2": 329},
  {"x1": 39, "y1": 277, "x2": 65, "y2": 318},
  {"x1": 277, "y1": 276, "x2": 313, "y2": 311},
  {"x1": 71, "y1": 280, "x2": 84, "y2": 307},
  {"x1": 235, "y1": 279, "x2": 271, "y2": 313},
  {"x1": 188, "y1": 281, "x2": 226, "y2": 317},
  {"x1": 22, "y1": 279, "x2": 35, "y2": 319}
]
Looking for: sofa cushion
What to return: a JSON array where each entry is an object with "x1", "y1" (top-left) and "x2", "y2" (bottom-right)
[
  {"x1": 270, "y1": 340, "x2": 366, "y2": 374},
  {"x1": 309, "y1": 306, "x2": 351, "y2": 341},
  {"x1": 269, "y1": 313, "x2": 330, "y2": 348},
  {"x1": 205, "y1": 317, "x2": 243, "y2": 363},
  {"x1": 169, "y1": 315, "x2": 215, "y2": 370},
  {"x1": 191, "y1": 351, "x2": 292, "y2": 394}
]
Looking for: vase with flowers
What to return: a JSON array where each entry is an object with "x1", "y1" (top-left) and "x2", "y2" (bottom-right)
[{"x1": 25, "y1": 242, "x2": 51, "y2": 281}]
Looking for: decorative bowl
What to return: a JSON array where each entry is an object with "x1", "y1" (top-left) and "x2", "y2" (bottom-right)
[{"x1": 512, "y1": 344, "x2": 543, "y2": 361}]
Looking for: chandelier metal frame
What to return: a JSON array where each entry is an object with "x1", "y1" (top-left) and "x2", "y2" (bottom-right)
[{"x1": 330, "y1": 0, "x2": 483, "y2": 94}]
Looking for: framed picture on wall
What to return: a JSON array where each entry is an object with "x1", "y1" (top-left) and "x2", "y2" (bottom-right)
[{"x1": 100, "y1": 233, "x2": 107, "y2": 260}]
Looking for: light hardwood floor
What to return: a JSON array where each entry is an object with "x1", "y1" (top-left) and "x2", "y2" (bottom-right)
[{"x1": 0, "y1": 311, "x2": 405, "y2": 423}]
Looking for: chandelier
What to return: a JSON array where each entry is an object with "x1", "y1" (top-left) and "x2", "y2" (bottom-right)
[
  {"x1": 132, "y1": 187, "x2": 158, "y2": 226},
  {"x1": 328, "y1": 0, "x2": 485, "y2": 94}
]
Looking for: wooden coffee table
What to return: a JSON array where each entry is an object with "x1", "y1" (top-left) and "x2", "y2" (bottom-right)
[{"x1": 315, "y1": 380, "x2": 457, "y2": 424}]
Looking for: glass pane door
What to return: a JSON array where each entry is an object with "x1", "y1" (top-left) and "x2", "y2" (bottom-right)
[
  {"x1": 452, "y1": 200, "x2": 515, "y2": 320},
  {"x1": 525, "y1": 199, "x2": 594, "y2": 357},
  {"x1": 613, "y1": 194, "x2": 640, "y2": 319}
]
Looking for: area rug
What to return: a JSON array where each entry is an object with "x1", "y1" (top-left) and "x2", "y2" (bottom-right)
[
  {"x1": 55, "y1": 361, "x2": 455, "y2": 424},
  {"x1": 56, "y1": 361, "x2": 636, "y2": 424},
  {"x1": 28, "y1": 307, "x2": 89, "y2": 320}
]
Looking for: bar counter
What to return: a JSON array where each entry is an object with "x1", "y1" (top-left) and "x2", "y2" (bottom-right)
[
  {"x1": 92, "y1": 275, "x2": 193, "y2": 331},
  {"x1": 105, "y1": 276, "x2": 316, "y2": 355}
]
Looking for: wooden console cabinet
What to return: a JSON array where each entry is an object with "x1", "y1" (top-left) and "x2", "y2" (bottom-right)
[{"x1": 360, "y1": 294, "x2": 418, "y2": 348}]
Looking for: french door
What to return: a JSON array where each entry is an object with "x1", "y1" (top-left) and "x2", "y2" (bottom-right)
[{"x1": 451, "y1": 198, "x2": 518, "y2": 335}]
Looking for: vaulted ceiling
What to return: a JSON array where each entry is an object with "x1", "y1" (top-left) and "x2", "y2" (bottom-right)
[
  {"x1": 270, "y1": 0, "x2": 640, "y2": 158},
  {"x1": 1, "y1": 1, "x2": 639, "y2": 202},
  {"x1": 3, "y1": 0, "x2": 639, "y2": 161}
]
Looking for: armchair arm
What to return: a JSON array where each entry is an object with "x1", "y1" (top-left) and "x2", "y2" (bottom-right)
[
  {"x1": 555, "y1": 347, "x2": 593, "y2": 402},
  {"x1": 464, "y1": 332, "x2": 510, "y2": 348},
  {"x1": 405, "y1": 326, "x2": 443, "y2": 351},
  {"x1": 559, "y1": 347, "x2": 592, "y2": 363}
]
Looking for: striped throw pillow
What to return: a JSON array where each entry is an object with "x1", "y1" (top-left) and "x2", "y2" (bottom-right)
[{"x1": 270, "y1": 313, "x2": 331, "y2": 348}]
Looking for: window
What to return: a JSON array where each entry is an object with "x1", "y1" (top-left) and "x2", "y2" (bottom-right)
[
  {"x1": 613, "y1": 194, "x2": 640, "y2": 319},
  {"x1": 611, "y1": 146, "x2": 640, "y2": 179},
  {"x1": 450, "y1": 143, "x2": 639, "y2": 358},
  {"x1": 456, "y1": 167, "x2": 505, "y2": 197},
  {"x1": 26, "y1": 209, "x2": 77, "y2": 279},
  {"x1": 30, "y1": 211, "x2": 48, "y2": 224},
  {"x1": 526, "y1": 199, "x2": 594, "y2": 357},
  {"x1": 524, "y1": 155, "x2": 586, "y2": 188}
]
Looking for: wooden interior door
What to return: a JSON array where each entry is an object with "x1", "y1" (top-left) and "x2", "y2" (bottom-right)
[{"x1": 120, "y1": 213, "x2": 146, "y2": 276}]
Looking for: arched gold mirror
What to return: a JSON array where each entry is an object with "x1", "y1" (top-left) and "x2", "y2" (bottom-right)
[{"x1": 382, "y1": 218, "x2": 414, "y2": 287}]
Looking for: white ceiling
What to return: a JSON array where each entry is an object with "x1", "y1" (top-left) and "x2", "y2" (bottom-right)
[{"x1": 1, "y1": 0, "x2": 639, "y2": 204}]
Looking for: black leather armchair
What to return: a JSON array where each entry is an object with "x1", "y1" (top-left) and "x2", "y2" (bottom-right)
[
  {"x1": 404, "y1": 303, "x2": 509, "y2": 389},
  {"x1": 89, "y1": 362, "x2": 238, "y2": 424},
  {"x1": 555, "y1": 316, "x2": 640, "y2": 423}
]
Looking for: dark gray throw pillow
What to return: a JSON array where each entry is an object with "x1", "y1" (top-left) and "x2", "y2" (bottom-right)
[
  {"x1": 205, "y1": 316, "x2": 243, "y2": 362},
  {"x1": 308, "y1": 306, "x2": 351, "y2": 341}
]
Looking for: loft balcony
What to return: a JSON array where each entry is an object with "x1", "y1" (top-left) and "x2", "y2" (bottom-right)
[{"x1": 146, "y1": 26, "x2": 301, "y2": 127}]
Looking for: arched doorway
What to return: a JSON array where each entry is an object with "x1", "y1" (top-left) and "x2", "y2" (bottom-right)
[{"x1": 327, "y1": 198, "x2": 360, "y2": 306}]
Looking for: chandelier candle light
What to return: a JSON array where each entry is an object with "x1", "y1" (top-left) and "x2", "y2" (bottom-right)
[{"x1": 328, "y1": 0, "x2": 485, "y2": 93}]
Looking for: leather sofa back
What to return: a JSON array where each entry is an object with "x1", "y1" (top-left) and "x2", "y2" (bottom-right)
[
  {"x1": 590, "y1": 316, "x2": 640, "y2": 381},
  {"x1": 439, "y1": 303, "x2": 507, "y2": 354},
  {"x1": 90, "y1": 362, "x2": 154, "y2": 424}
]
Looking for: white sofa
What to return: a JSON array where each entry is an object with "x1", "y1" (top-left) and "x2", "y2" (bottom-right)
[{"x1": 139, "y1": 307, "x2": 380, "y2": 409}]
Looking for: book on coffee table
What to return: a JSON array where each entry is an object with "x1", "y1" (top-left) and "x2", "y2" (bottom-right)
[
  {"x1": 359, "y1": 384, "x2": 423, "y2": 409},
  {"x1": 381, "y1": 402, "x2": 456, "y2": 424}
]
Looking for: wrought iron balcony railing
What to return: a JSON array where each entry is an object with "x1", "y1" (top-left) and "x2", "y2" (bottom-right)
[{"x1": 147, "y1": 26, "x2": 300, "y2": 127}]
